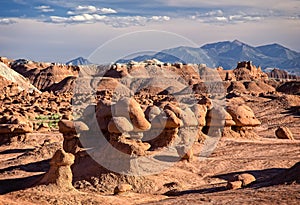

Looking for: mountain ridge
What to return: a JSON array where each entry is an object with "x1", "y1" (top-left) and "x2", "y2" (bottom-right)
[
  {"x1": 66, "y1": 57, "x2": 91, "y2": 66},
  {"x1": 117, "y1": 40, "x2": 300, "y2": 74}
]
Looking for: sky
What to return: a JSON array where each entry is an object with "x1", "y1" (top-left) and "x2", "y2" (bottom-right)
[{"x1": 0, "y1": 0, "x2": 300, "y2": 63}]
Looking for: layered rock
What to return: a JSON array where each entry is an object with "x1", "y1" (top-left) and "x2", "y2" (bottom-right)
[{"x1": 0, "y1": 115, "x2": 33, "y2": 145}]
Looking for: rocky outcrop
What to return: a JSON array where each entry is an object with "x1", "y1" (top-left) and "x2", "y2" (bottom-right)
[
  {"x1": 9, "y1": 59, "x2": 79, "y2": 92},
  {"x1": 0, "y1": 115, "x2": 33, "y2": 145},
  {"x1": 267, "y1": 68, "x2": 300, "y2": 80},
  {"x1": 233, "y1": 61, "x2": 268, "y2": 81},
  {"x1": 277, "y1": 81, "x2": 300, "y2": 95},
  {"x1": 58, "y1": 120, "x2": 89, "y2": 154}
]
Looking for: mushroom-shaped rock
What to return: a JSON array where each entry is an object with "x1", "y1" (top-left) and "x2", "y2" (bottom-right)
[
  {"x1": 96, "y1": 99, "x2": 113, "y2": 130},
  {"x1": 38, "y1": 149, "x2": 75, "y2": 190},
  {"x1": 227, "y1": 105, "x2": 261, "y2": 127},
  {"x1": 275, "y1": 127, "x2": 294, "y2": 140},
  {"x1": 58, "y1": 120, "x2": 89, "y2": 134},
  {"x1": 206, "y1": 107, "x2": 227, "y2": 127},
  {"x1": 114, "y1": 97, "x2": 151, "y2": 131},
  {"x1": 163, "y1": 103, "x2": 182, "y2": 118},
  {"x1": 108, "y1": 117, "x2": 134, "y2": 133}
]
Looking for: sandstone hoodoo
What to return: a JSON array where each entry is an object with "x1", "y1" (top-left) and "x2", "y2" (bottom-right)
[{"x1": 38, "y1": 149, "x2": 75, "y2": 190}]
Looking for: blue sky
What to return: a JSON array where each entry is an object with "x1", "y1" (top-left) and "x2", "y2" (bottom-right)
[{"x1": 0, "y1": 0, "x2": 300, "y2": 63}]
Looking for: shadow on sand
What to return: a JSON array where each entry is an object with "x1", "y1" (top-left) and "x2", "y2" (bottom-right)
[
  {"x1": 0, "y1": 148, "x2": 35, "y2": 155},
  {"x1": 0, "y1": 159, "x2": 49, "y2": 194},
  {"x1": 164, "y1": 167, "x2": 288, "y2": 196}
]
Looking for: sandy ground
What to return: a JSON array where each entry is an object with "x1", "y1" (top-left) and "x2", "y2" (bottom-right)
[
  {"x1": 0, "y1": 95, "x2": 299, "y2": 204},
  {"x1": 0, "y1": 137, "x2": 299, "y2": 205}
]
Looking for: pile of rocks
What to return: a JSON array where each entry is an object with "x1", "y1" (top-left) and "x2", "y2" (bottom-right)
[
  {"x1": 0, "y1": 86, "x2": 73, "y2": 133},
  {"x1": 0, "y1": 114, "x2": 33, "y2": 145}
]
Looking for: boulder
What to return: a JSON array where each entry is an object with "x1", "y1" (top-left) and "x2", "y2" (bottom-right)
[
  {"x1": 180, "y1": 106, "x2": 198, "y2": 127},
  {"x1": 227, "y1": 105, "x2": 261, "y2": 127},
  {"x1": 227, "y1": 181, "x2": 242, "y2": 190},
  {"x1": 275, "y1": 127, "x2": 294, "y2": 140},
  {"x1": 163, "y1": 109, "x2": 183, "y2": 128},
  {"x1": 234, "y1": 173, "x2": 256, "y2": 186},
  {"x1": 114, "y1": 183, "x2": 133, "y2": 195},
  {"x1": 144, "y1": 105, "x2": 161, "y2": 122}
]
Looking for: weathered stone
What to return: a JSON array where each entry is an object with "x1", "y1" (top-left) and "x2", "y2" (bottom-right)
[
  {"x1": 275, "y1": 127, "x2": 294, "y2": 140},
  {"x1": 58, "y1": 120, "x2": 89, "y2": 134},
  {"x1": 227, "y1": 181, "x2": 242, "y2": 190},
  {"x1": 191, "y1": 104, "x2": 207, "y2": 126},
  {"x1": 114, "y1": 183, "x2": 133, "y2": 195},
  {"x1": 110, "y1": 134, "x2": 151, "y2": 156},
  {"x1": 227, "y1": 105, "x2": 261, "y2": 127},
  {"x1": 38, "y1": 149, "x2": 75, "y2": 190},
  {"x1": 235, "y1": 173, "x2": 256, "y2": 186}
]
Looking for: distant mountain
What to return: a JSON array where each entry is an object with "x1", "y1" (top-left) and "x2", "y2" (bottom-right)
[
  {"x1": 118, "y1": 40, "x2": 300, "y2": 75},
  {"x1": 66, "y1": 57, "x2": 91, "y2": 66}
]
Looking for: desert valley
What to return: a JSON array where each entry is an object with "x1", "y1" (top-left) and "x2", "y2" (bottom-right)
[{"x1": 0, "y1": 55, "x2": 299, "y2": 205}]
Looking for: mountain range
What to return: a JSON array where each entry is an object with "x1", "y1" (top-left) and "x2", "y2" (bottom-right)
[
  {"x1": 116, "y1": 40, "x2": 300, "y2": 75},
  {"x1": 66, "y1": 57, "x2": 91, "y2": 66}
]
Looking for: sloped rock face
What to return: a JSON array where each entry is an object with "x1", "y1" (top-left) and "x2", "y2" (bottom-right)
[
  {"x1": 277, "y1": 81, "x2": 300, "y2": 95},
  {"x1": 0, "y1": 62, "x2": 39, "y2": 93},
  {"x1": 9, "y1": 60, "x2": 79, "y2": 92}
]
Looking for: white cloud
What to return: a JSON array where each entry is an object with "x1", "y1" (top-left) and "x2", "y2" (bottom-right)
[
  {"x1": 35, "y1": 5, "x2": 54, "y2": 13},
  {"x1": 49, "y1": 14, "x2": 106, "y2": 24},
  {"x1": 0, "y1": 18, "x2": 17, "y2": 25},
  {"x1": 204, "y1": 10, "x2": 224, "y2": 17},
  {"x1": 151, "y1": 16, "x2": 171, "y2": 21},
  {"x1": 67, "y1": 5, "x2": 117, "y2": 15},
  {"x1": 100, "y1": 8, "x2": 118, "y2": 14},
  {"x1": 191, "y1": 10, "x2": 263, "y2": 24},
  {"x1": 47, "y1": 14, "x2": 170, "y2": 27}
]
